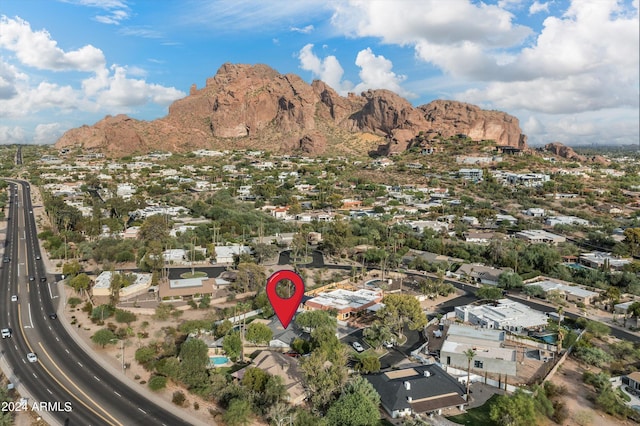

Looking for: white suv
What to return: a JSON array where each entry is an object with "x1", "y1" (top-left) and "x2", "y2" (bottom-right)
[
  {"x1": 27, "y1": 353, "x2": 38, "y2": 363},
  {"x1": 1, "y1": 328, "x2": 11, "y2": 339}
]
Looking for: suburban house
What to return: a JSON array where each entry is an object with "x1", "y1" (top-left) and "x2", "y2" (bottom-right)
[
  {"x1": 454, "y1": 299, "x2": 550, "y2": 333},
  {"x1": 92, "y1": 271, "x2": 152, "y2": 303},
  {"x1": 525, "y1": 279, "x2": 599, "y2": 305},
  {"x1": 453, "y1": 264, "x2": 508, "y2": 286},
  {"x1": 214, "y1": 245, "x2": 252, "y2": 264},
  {"x1": 158, "y1": 277, "x2": 220, "y2": 300},
  {"x1": 304, "y1": 288, "x2": 384, "y2": 321},
  {"x1": 545, "y1": 216, "x2": 589, "y2": 227},
  {"x1": 440, "y1": 324, "x2": 517, "y2": 376},
  {"x1": 515, "y1": 230, "x2": 566, "y2": 245},
  {"x1": 458, "y1": 168, "x2": 483, "y2": 182},
  {"x1": 579, "y1": 252, "x2": 632, "y2": 271},
  {"x1": 232, "y1": 351, "x2": 306, "y2": 405},
  {"x1": 365, "y1": 365, "x2": 467, "y2": 419},
  {"x1": 622, "y1": 372, "x2": 640, "y2": 393}
]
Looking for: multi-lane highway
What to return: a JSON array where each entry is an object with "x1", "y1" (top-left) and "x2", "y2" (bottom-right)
[{"x1": 1, "y1": 180, "x2": 196, "y2": 425}]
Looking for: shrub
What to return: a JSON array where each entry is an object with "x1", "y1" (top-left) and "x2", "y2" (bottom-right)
[
  {"x1": 68, "y1": 297, "x2": 82, "y2": 308},
  {"x1": 148, "y1": 375, "x2": 168, "y2": 391},
  {"x1": 172, "y1": 391, "x2": 186, "y2": 406}
]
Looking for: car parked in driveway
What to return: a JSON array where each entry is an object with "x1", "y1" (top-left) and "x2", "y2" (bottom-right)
[{"x1": 352, "y1": 341, "x2": 365, "y2": 352}]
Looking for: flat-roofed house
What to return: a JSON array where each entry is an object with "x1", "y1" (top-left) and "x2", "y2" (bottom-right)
[
  {"x1": 440, "y1": 324, "x2": 517, "y2": 376},
  {"x1": 304, "y1": 288, "x2": 384, "y2": 321}
]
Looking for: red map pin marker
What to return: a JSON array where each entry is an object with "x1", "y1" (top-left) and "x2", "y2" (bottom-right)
[{"x1": 266, "y1": 270, "x2": 305, "y2": 329}]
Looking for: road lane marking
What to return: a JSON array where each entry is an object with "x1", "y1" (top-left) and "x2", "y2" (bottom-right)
[
  {"x1": 37, "y1": 342, "x2": 122, "y2": 426},
  {"x1": 26, "y1": 303, "x2": 33, "y2": 329},
  {"x1": 17, "y1": 305, "x2": 34, "y2": 353},
  {"x1": 138, "y1": 408, "x2": 146, "y2": 415},
  {"x1": 114, "y1": 391, "x2": 121, "y2": 397},
  {"x1": 94, "y1": 376, "x2": 100, "y2": 381}
]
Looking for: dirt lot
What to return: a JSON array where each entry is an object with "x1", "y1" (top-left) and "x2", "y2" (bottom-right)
[
  {"x1": 63, "y1": 293, "x2": 226, "y2": 425},
  {"x1": 548, "y1": 357, "x2": 633, "y2": 426}
]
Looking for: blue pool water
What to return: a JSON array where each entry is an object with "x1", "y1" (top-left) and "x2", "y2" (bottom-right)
[{"x1": 210, "y1": 356, "x2": 229, "y2": 365}]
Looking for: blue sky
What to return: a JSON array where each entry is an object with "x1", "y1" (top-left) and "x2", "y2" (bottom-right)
[{"x1": 1, "y1": 0, "x2": 638, "y2": 147}]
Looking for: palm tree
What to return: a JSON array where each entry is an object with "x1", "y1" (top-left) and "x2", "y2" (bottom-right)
[{"x1": 463, "y1": 348, "x2": 476, "y2": 402}]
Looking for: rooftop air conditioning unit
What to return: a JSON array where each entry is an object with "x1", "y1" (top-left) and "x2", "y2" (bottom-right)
[
  {"x1": 424, "y1": 370, "x2": 431, "y2": 377},
  {"x1": 404, "y1": 381, "x2": 411, "y2": 390}
]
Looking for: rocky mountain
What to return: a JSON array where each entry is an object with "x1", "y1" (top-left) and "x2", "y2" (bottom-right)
[
  {"x1": 55, "y1": 63, "x2": 528, "y2": 157},
  {"x1": 543, "y1": 142, "x2": 608, "y2": 164}
]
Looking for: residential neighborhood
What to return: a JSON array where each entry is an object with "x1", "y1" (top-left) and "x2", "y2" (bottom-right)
[{"x1": 1, "y1": 141, "x2": 640, "y2": 426}]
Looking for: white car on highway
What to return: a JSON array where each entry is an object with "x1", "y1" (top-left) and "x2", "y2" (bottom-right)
[
  {"x1": 1, "y1": 328, "x2": 11, "y2": 339},
  {"x1": 10, "y1": 295, "x2": 17, "y2": 302},
  {"x1": 27, "y1": 353, "x2": 38, "y2": 363}
]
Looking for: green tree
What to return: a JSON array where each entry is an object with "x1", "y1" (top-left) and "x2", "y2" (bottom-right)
[
  {"x1": 498, "y1": 272, "x2": 523, "y2": 289},
  {"x1": 325, "y1": 391, "x2": 379, "y2": 426},
  {"x1": 215, "y1": 319, "x2": 233, "y2": 338},
  {"x1": 223, "y1": 331, "x2": 243, "y2": 361},
  {"x1": 115, "y1": 309, "x2": 137, "y2": 325},
  {"x1": 245, "y1": 322, "x2": 273, "y2": 346},
  {"x1": 464, "y1": 348, "x2": 476, "y2": 402},
  {"x1": 69, "y1": 273, "x2": 91, "y2": 295},
  {"x1": 138, "y1": 214, "x2": 170, "y2": 245},
  {"x1": 91, "y1": 329, "x2": 117, "y2": 348},
  {"x1": 623, "y1": 227, "x2": 640, "y2": 256},
  {"x1": 353, "y1": 353, "x2": 380, "y2": 373},
  {"x1": 135, "y1": 346, "x2": 157, "y2": 370},
  {"x1": 234, "y1": 262, "x2": 266, "y2": 293},
  {"x1": 178, "y1": 338, "x2": 209, "y2": 392},
  {"x1": 585, "y1": 320, "x2": 610, "y2": 338},
  {"x1": 377, "y1": 294, "x2": 426, "y2": 339},
  {"x1": 223, "y1": 399, "x2": 253, "y2": 426},
  {"x1": 490, "y1": 389, "x2": 538, "y2": 426},
  {"x1": 363, "y1": 322, "x2": 394, "y2": 350},
  {"x1": 251, "y1": 242, "x2": 279, "y2": 264},
  {"x1": 300, "y1": 351, "x2": 348, "y2": 412},
  {"x1": 476, "y1": 285, "x2": 504, "y2": 301},
  {"x1": 62, "y1": 260, "x2": 82, "y2": 277},
  {"x1": 295, "y1": 310, "x2": 338, "y2": 333}
]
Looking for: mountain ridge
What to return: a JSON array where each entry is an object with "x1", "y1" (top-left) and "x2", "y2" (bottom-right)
[{"x1": 55, "y1": 63, "x2": 528, "y2": 157}]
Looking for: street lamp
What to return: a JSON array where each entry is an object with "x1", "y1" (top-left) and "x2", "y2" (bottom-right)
[{"x1": 110, "y1": 339, "x2": 126, "y2": 374}]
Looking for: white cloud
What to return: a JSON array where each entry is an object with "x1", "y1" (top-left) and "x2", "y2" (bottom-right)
[
  {"x1": 290, "y1": 24, "x2": 314, "y2": 34},
  {"x1": 520, "y1": 108, "x2": 640, "y2": 146},
  {"x1": 352, "y1": 48, "x2": 413, "y2": 98},
  {"x1": 331, "y1": 0, "x2": 531, "y2": 48},
  {"x1": 0, "y1": 59, "x2": 26, "y2": 100},
  {"x1": 298, "y1": 44, "x2": 350, "y2": 93},
  {"x1": 298, "y1": 44, "x2": 413, "y2": 97},
  {"x1": 0, "y1": 125, "x2": 26, "y2": 144},
  {"x1": 0, "y1": 16, "x2": 185, "y2": 122},
  {"x1": 0, "y1": 16, "x2": 105, "y2": 71},
  {"x1": 60, "y1": 0, "x2": 131, "y2": 25},
  {"x1": 34, "y1": 123, "x2": 63, "y2": 144},
  {"x1": 118, "y1": 27, "x2": 163, "y2": 38},
  {"x1": 94, "y1": 65, "x2": 185, "y2": 107},
  {"x1": 529, "y1": 1, "x2": 550, "y2": 15},
  {"x1": 184, "y1": 0, "x2": 330, "y2": 32}
]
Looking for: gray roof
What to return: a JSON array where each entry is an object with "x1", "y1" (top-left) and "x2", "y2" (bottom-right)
[{"x1": 365, "y1": 364, "x2": 466, "y2": 413}]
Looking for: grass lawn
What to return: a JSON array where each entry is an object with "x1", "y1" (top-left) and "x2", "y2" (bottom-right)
[
  {"x1": 179, "y1": 271, "x2": 208, "y2": 279},
  {"x1": 447, "y1": 394, "x2": 499, "y2": 426}
]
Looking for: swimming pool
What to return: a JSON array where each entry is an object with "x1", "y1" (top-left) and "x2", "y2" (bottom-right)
[{"x1": 210, "y1": 356, "x2": 229, "y2": 366}]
